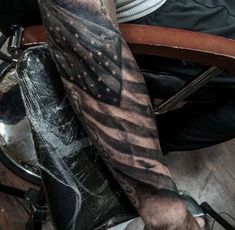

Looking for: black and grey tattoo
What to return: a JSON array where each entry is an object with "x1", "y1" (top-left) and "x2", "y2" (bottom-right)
[{"x1": 38, "y1": 0, "x2": 201, "y2": 229}]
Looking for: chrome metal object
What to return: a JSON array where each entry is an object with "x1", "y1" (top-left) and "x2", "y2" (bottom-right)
[
  {"x1": 8, "y1": 25, "x2": 24, "y2": 57},
  {"x1": 0, "y1": 68, "x2": 41, "y2": 184},
  {"x1": 155, "y1": 66, "x2": 223, "y2": 114}
]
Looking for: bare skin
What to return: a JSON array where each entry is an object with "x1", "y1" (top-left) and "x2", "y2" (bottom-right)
[{"x1": 38, "y1": 0, "x2": 202, "y2": 229}]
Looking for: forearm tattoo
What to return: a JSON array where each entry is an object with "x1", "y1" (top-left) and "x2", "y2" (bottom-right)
[{"x1": 38, "y1": 0, "x2": 199, "y2": 229}]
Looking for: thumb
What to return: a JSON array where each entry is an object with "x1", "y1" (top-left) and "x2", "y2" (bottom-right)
[{"x1": 195, "y1": 217, "x2": 206, "y2": 229}]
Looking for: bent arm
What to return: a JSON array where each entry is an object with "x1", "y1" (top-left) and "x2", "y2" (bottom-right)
[{"x1": 38, "y1": 0, "x2": 199, "y2": 229}]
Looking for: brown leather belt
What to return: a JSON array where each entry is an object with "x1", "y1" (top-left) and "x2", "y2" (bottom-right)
[{"x1": 21, "y1": 25, "x2": 47, "y2": 48}]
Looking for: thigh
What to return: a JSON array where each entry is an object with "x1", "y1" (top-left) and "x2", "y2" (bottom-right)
[
  {"x1": 156, "y1": 96, "x2": 235, "y2": 153},
  {"x1": 132, "y1": 0, "x2": 235, "y2": 39}
]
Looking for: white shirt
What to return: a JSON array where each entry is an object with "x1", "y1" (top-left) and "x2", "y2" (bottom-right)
[{"x1": 116, "y1": 0, "x2": 167, "y2": 23}]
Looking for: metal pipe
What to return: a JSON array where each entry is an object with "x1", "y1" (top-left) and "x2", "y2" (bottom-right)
[{"x1": 155, "y1": 66, "x2": 222, "y2": 114}]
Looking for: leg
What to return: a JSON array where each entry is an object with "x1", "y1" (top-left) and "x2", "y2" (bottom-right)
[
  {"x1": 157, "y1": 94, "x2": 235, "y2": 153},
  {"x1": 131, "y1": 0, "x2": 235, "y2": 152}
]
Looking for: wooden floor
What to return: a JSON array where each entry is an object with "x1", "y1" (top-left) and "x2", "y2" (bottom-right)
[
  {"x1": 0, "y1": 139, "x2": 234, "y2": 230},
  {"x1": 165, "y1": 140, "x2": 235, "y2": 230}
]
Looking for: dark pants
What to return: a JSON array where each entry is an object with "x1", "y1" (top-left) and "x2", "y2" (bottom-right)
[{"x1": 131, "y1": 0, "x2": 235, "y2": 153}]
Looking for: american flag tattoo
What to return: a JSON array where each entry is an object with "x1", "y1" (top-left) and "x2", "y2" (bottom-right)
[{"x1": 38, "y1": 0, "x2": 201, "y2": 229}]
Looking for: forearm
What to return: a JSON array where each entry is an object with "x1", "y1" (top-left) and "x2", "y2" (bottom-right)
[{"x1": 38, "y1": 0, "x2": 198, "y2": 228}]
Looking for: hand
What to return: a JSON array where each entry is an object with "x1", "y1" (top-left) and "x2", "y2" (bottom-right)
[{"x1": 139, "y1": 196, "x2": 203, "y2": 230}]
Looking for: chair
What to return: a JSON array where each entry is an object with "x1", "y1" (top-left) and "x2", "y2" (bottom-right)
[{"x1": 21, "y1": 24, "x2": 235, "y2": 113}]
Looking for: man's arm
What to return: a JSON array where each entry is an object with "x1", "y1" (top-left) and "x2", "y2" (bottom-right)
[{"x1": 38, "y1": 0, "x2": 200, "y2": 229}]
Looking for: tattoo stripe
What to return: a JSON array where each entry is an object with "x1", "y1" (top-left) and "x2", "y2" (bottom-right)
[
  {"x1": 121, "y1": 68, "x2": 145, "y2": 83},
  {"x1": 84, "y1": 116, "x2": 161, "y2": 161},
  {"x1": 120, "y1": 96, "x2": 151, "y2": 116},
  {"x1": 114, "y1": 166, "x2": 177, "y2": 192},
  {"x1": 121, "y1": 89, "x2": 150, "y2": 105},
  {"x1": 122, "y1": 80, "x2": 148, "y2": 94},
  {"x1": 81, "y1": 103, "x2": 158, "y2": 138},
  {"x1": 83, "y1": 110, "x2": 159, "y2": 149},
  {"x1": 97, "y1": 137, "x2": 168, "y2": 177}
]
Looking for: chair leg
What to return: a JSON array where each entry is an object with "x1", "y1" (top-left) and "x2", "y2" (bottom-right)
[
  {"x1": 26, "y1": 188, "x2": 48, "y2": 230},
  {"x1": 0, "y1": 182, "x2": 48, "y2": 230},
  {"x1": 0, "y1": 182, "x2": 26, "y2": 198}
]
